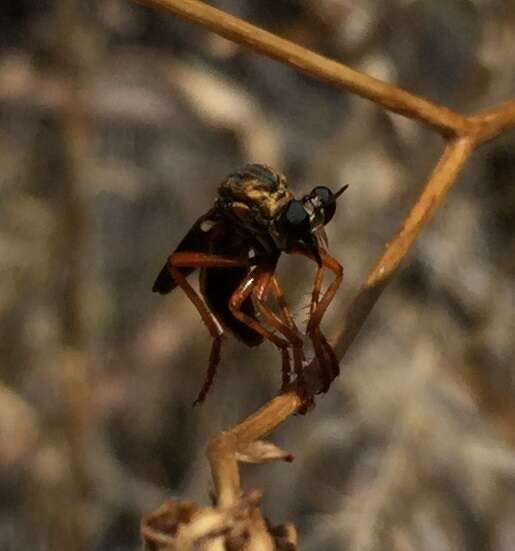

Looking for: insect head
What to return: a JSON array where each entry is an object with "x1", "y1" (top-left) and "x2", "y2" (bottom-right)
[{"x1": 217, "y1": 164, "x2": 347, "y2": 265}]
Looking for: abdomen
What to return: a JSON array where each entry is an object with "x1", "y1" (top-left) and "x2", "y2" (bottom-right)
[{"x1": 202, "y1": 266, "x2": 263, "y2": 348}]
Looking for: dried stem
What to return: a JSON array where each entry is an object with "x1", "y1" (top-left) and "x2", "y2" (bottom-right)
[
  {"x1": 136, "y1": 0, "x2": 515, "y2": 548},
  {"x1": 136, "y1": 0, "x2": 470, "y2": 137},
  {"x1": 469, "y1": 99, "x2": 515, "y2": 145}
]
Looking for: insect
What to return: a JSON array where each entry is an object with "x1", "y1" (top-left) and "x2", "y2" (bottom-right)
[{"x1": 153, "y1": 164, "x2": 347, "y2": 405}]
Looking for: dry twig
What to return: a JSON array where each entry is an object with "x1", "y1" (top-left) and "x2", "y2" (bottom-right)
[{"x1": 135, "y1": 0, "x2": 515, "y2": 548}]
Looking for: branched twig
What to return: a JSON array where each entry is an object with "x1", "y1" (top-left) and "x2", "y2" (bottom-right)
[{"x1": 136, "y1": 0, "x2": 515, "y2": 548}]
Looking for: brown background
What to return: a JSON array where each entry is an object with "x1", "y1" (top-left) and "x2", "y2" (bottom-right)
[{"x1": 1, "y1": 1, "x2": 515, "y2": 549}]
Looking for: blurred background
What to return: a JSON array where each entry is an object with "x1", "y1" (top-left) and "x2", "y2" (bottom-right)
[{"x1": 1, "y1": 1, "x2": 515, "y2": 549}]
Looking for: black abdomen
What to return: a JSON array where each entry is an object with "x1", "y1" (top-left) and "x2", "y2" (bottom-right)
[{"x1": 202, "y1": 266, "x2": 263, "y2": 347}]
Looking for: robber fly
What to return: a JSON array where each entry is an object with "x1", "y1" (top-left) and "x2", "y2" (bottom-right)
[{"x1": 153, "y1": 164, "x2": 347, "y2": 405}]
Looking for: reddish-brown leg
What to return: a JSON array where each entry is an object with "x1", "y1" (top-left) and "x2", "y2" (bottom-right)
[
  {"x1": 253, "y1": 275, "x2": 305, "y2": 395},
  {"x1": 271, "y1": 275, "x2": 301, "y2": 333},
  {"x1": 310, "y1": 266, "x2": 324, "y2": 317},
  {"x1": 314, "y1": 325, "x2": 340, "y2": 385},
  {"x1": 229, "y1": 267, "x2": 290, "y2": 351},
  {"x1": 268, "y1": 276, "x2": 305, "y2": 390},
  {"x1": 308, "y1": 265, "x2": 332, "y2": 391},
  {"x1": 307, "y1": 251, "x2": 344, "y2": 391},
  {"x1": 306, "y1": 251, "x2": 343, "y2": 333},
  {"x1": 167, "y1": 252, "x2": 248, "y2": 404},
  {"x1": 229, "y1": 267, "x2": 312, "y2": 406}
]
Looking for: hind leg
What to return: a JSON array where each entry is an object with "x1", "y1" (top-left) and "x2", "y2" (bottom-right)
[{"x1": 167, "y1": 252, "x2": 248, "y2": 404}]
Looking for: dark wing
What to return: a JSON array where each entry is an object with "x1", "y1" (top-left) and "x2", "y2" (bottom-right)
[{"x1": 152, "y1": 209, "x2": 217, "y2": 294}]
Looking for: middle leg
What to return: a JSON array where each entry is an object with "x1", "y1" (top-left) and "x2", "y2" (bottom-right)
[
  {"x1": 267, "y1": 276, "x2": 306, "y2": 390},
  {"x1": 229, "y1": 268, "x2": 310, "y2": 408},
  {"x1": 253, "y1": 274, "x2": 305, "y2": 395}
]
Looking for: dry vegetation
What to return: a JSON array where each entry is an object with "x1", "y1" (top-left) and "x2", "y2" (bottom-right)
[{"x1": 1, "y1": 1, "x2": 515, "y2": 550}]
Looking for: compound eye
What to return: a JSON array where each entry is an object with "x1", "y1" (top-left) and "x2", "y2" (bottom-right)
[
  {"x1": 277, "y1": 200, "x2": 310, "y2": 235},
  {"x1": 311, "y1": 186, "x2": 332, "y2": 204},
  {"x1": 311, "y1": 186, "x2": 336, "y2": 224}
]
